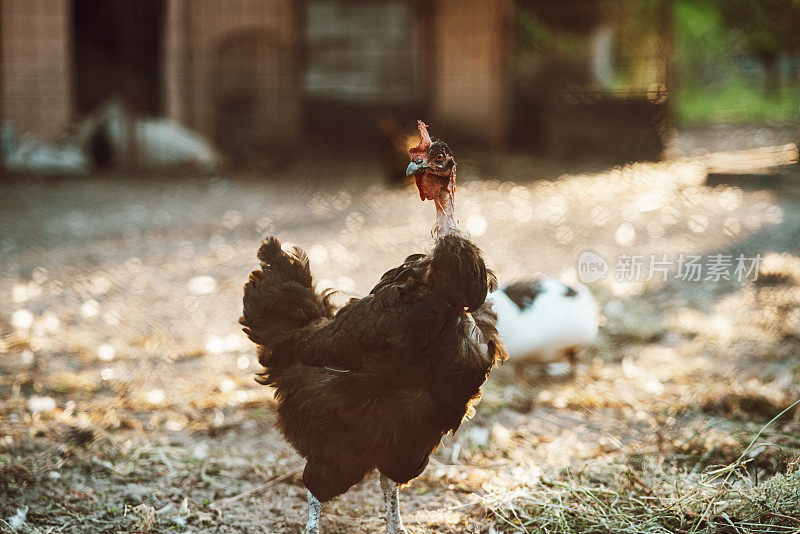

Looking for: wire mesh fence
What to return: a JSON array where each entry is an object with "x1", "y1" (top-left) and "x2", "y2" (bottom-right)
[{"x1": 1, "y1": 1, "x2": 800, "y2": 532}]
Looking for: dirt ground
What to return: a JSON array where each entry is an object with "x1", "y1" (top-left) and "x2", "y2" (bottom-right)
[{"x1": 1, "y1": 126, "x2": 799, "y2": 533}]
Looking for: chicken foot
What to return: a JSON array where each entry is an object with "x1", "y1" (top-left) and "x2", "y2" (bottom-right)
[
  {"x1": 380, "y1": 474, "x2": 408, "y2": 534},
  {"x1": 306, "y1": 490, "x2": 321, "y2": 534}
]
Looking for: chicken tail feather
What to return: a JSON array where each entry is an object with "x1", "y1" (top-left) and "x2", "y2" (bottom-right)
[{"x1": 239, "y1": 237, "x2": 333, "y2": 361}]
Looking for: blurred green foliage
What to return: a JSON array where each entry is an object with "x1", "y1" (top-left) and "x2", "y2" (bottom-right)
[
  {"x1": 513, "y1": 0, "x2": 800, "y2": 124},
  {"x1": 675, "y1": 0, "x2": 800, "y2": 124},
  {"x1": 679, "y1": 81, "x2": 800, "y2": 124}
]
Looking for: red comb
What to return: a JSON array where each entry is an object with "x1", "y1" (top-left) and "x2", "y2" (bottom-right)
[{"x1": 409, "y1": 120, "x2": 431, "y2": 156}]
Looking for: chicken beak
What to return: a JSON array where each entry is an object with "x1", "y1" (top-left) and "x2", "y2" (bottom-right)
[
  {"x1": 407, "y1": 161, "x2": 428, "y2": 201},
  {"x1": 406, "y1": 160, "x2": 426, "y2": 177}
]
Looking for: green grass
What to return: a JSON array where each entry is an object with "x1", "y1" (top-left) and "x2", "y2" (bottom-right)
[
  {"x1": 485, "y1": 400, "x2": 800, "y2": 533},
  {"x1": 488, "y1": 462, "x2": 800, "y2": 533},
  {"x1": 678, "y1": 82, "x2": 800, "y2": 126}
]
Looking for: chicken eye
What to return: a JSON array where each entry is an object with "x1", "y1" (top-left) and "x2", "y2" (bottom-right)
[{"x1": 434, "y1": 153, "x2": 444, "y2": 163}]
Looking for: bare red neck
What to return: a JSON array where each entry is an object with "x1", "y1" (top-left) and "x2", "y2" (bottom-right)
[{"x1": 434, "y1": 171, "x2": 457, "y2": 238}]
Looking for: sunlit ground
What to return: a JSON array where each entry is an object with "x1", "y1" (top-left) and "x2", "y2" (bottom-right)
[{"x1": 1, "y1": 126, "x2": 799, "y2": 532}]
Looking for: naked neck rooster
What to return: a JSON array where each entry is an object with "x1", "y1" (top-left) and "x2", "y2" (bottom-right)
[{"x1": 240, "y1": 121, "x2": 505, "y2": 534}]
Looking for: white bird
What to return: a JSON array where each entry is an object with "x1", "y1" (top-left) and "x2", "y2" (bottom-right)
[{"x1": 490, "y1": 277, "x2": 599, "y2": 370}]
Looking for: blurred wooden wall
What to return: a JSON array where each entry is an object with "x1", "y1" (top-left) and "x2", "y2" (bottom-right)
[{"x1": 431, "y1": 0, "x2": 513, "y2": 148}]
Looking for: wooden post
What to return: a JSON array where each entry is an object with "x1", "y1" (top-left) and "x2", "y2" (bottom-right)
[
  {"x1": 0, "y1": 0, "x2": 5, "y2": 178},
  {"x1": 119, "y1": 1, "x2": 139, "y2": 170},
  {"x1": 431, "y1": 0, "x2": 513, "y2": 148},
  {"x1": 657, "y1": 0, "x2": 675, "y2": 124},
  {"x1": 181, "y1": 0, "x2": 193, "y2": 129}
]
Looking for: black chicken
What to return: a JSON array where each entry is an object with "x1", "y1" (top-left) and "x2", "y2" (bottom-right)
[{"x1": 240, "y1": 121, "x2": 505, "y2": 533}]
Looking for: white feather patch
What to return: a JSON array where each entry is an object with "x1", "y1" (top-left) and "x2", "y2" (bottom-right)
[{"x1": 489, "y1": 278, "x2": 598, "y2": 363}]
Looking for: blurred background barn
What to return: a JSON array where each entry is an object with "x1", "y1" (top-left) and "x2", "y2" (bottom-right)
[
  {"x1": 2, "y1": 0, "x2": 796, "y2": 171},
  {"x1": 2, "y1": 1, "x2": 800, "y2": 533}
]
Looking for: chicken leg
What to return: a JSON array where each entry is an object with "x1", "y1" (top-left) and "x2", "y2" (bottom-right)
[
  {"x1": 306, "y1": 490, "x2": 321, "y2": 534},
  {"x1": 380, "y1": 474, "x2": 407, "y2": 534}
]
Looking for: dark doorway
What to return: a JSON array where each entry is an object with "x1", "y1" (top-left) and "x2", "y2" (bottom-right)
[{"x1": 73, "y1": 0, "x2": 164, "y2": 115}]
